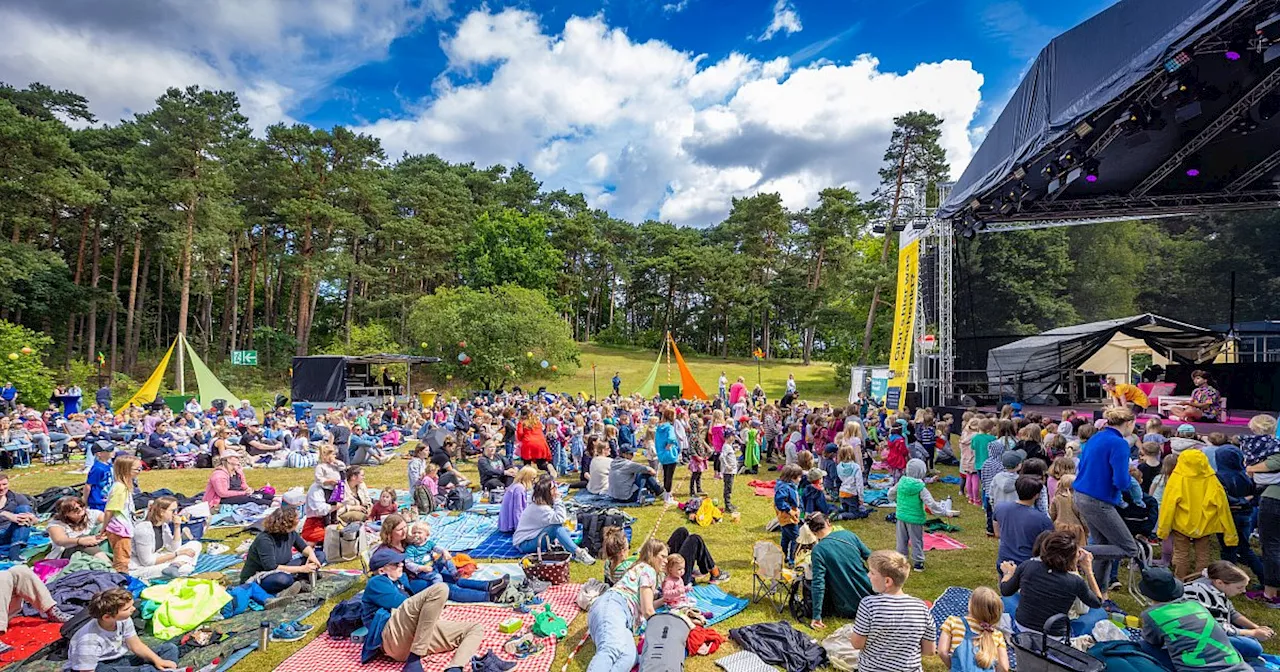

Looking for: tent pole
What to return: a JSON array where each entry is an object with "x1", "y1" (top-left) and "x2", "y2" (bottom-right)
[
  {"x1": 407, "y1": 365, "x2": 412, "y2": 406},
  {"x1": 176, "y1": 334, "x2": 185, "y2": 395}
]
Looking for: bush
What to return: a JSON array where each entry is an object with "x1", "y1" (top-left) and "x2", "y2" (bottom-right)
[
  {"x1": 592, "y1": 324, "x2": 631, "y2": 347},
  {"x1": 0, "y1": 321, "x2": 56, "y2": 403}
]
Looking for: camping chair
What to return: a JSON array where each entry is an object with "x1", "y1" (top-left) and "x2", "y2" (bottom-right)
[
  {"x1": 1128, "y1": 538, "x2": 1153, "y2": 607},
  {"x1": 751, "y1": 540, "x2": 794, "y2": 613}
]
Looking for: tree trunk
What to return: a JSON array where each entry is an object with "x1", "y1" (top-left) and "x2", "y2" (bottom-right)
[
  {"x1": 175, "y1": 196, "x2": 197, "y2": 392},
  {"x1": 859, "y1": 136, "x2": 909, "y2": 367},
  {"x1": 763, "y1": 307, "x2": 771, "y2": 359},
  {"x1": 65, "y1": 209, "x2": 91, "y2": 363},
  {"x1": 108, "y1": 235, "x2": 122, "y2": 376},
  {"x1": 263, "y1": 229, "x2": 275, "y2": 330},
  {"x1": 155, "y1": 254, "x2": 165, "y2": 349},
  {"x1": 295, "y1": 214, "x2": 314, "y2": 356},
  {"x1": 243, "y1": 233, "x2": 257, "y2": 350},
  {"x1": 87, "y1": 222, "x2": 102, "y2": 364},
  {"x1": 343, "y1": 237, "x2": 357, "y2": 347},
  {"x1": 130, "y1": 241, "x2": 151, "y2": 370}
]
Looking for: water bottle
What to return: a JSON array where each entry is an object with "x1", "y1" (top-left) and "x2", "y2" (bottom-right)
[{"x1": 258, "y1": 621, "x2": 270, "y2": 651}]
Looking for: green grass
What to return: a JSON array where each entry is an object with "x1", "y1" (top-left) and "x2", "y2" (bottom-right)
[
  {"x1": 16, "y1": 450, "x2": 1275, "y2": 670},
  {"x1": 521, "y1": 343, "x2": 850, "y2": 406}
]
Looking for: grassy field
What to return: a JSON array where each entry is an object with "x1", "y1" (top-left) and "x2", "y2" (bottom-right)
[
  {"x1": 520, "y1": 343, "x2": 850, "y2": 405},
  {"x1": 15, "y1": 450, "x2": 1277, "y2": 672}
]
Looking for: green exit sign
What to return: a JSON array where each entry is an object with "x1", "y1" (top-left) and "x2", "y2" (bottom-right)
[{"x1": 231, "y1": 350, "x2": 258, "y2": 366}]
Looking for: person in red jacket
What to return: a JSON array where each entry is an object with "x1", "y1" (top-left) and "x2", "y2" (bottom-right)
[
  {"x1": 885, "y1": 422, "x2": 909, "y2": 484},
  {"x1": 517, "y1": 410, "x2": 553, "y2": 475}
]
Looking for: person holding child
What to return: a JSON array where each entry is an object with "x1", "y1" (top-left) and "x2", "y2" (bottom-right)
[
  {"x1": 850, "y1": 550, "x2": 937, "y2": 672},
  {"x1": 362, "y1": 551, "x2": 485, "y2": 672}
]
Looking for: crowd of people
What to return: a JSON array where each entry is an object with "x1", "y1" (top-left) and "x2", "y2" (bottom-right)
[{"x1": 0, "y1": 368, "x2": 1274, "y2": 672}]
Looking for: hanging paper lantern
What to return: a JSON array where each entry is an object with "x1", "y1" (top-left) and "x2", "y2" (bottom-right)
[
  {"x1": 457, "y1": 352, "x2": 468, "y2": 362},
  {"x1": 446, "y1": 374, "x2": 453, "y2": 381},
  {"x1": 6, "y1": 353, "x2": 16, "y2": 361},
  {"x1": 551, "y1": 365, "x2": 558, "y2": 372},
  {"x1": 540, "y1": 360, "x2": 550, "y2": 369},
  {"x1": 458, "y1": 341, "x2": 466, "y2": 348},
  {"x1": 19, "y1": 347, "x2": 32, "y2": 355},
  {"x1": 461, "y1": 356, "x2": 472, "y2": 365},
  {"x1": 420, "y1": 342, "x2": 428, "y2": 349},
  {"x1": 526, "y1": 351, "x2": 534, "y2": 358}
]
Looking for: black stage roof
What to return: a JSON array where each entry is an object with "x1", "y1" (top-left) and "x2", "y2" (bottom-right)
[{"x1": 941, "y1": 0, "x2": 1280, "y2": 232}]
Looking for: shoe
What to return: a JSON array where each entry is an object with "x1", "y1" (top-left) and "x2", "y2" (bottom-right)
[
  {"x1": 270, "y1": 623, "x2": 306, "y2": 642},
  {"x1": 710, "y1": 570, "x2": 731, "y2": 585},
  {"x1": 282, "y1": 620, "x2": 314, "y2": 633},
  {"x1": 1109, "y1": 581, "x2": 1122, "y2": 592},
  {"x1": 913, "y1": 563, "x2": 925, "y2": 572},
  {"x1": 575, "y1": 548, "x2": 596, "y2": 565},
  {"x1": 206, "y1": 543, "x2": 229, "y2": 555},
  {"x1": 471, "y1": 650, "x2": 517, "y2": 672},
  {"x1": 1101, "y1": 599, "x2": 1123, "y2": 613},
  {"x1": 1254, "y1": 594, "x2": 1280, "y2": 609},
  {"x1": 487, "y1": 575, "x2": 511, "y2": 602},
  {"x1": 47, "y1": 606, "x2": 73, "y2": 623}
]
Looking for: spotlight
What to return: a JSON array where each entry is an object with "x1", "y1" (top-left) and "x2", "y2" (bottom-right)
[
  {"x1": 1251, "y1": 92, "x2": 1280, "y2": 124},
  {"x1": 1257, "y1": 12, "x2": 1280, "y2": 43},
  {"x1": 1163, "y1": 51, "x2": 1192, "y2": 73},
  {"x1": 1225, "y1": 48, "x2": 1242, "y2": 61},
  {"x1": 1082, "y1": 159, "x2": 1100, "y2": 183},
  {"x1": 1119, "y1": 103, "x2": 1164, "y2": 136},
  {"x1": 1005, "y1": 181, "x2": 1033, "y2": 205},
  {"x1": 1184, "y1": 156, "x2": 1202, "y2": 178},
  {"x1": 1041, "y1": 160, "x2": 1063, "y2": 179},
  {"x1": 997, "y1": 197, "x2": 1016, "y2": 216},
  {"x1": 1058, "y1": 145, "x2": 1086, "y2": 168},
  {"x1": 1186, "y1": 168, "x2": 1200, "y2": 177},
  {"x1": 1073, "y1": 121, "x2": 1094, "y2": 138},
  {"x1": 1012, "y1": 163, "x2": 1029, "y2": 180}
]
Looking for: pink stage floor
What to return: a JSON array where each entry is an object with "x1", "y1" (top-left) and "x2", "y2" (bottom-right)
[{"x1": 974, "y1": 402, "x2": 1267, "y2": 436}]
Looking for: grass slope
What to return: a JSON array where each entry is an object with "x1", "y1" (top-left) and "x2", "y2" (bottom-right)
[{"x1": 525, "y1": 344, "x2": 849, "y2": 405}]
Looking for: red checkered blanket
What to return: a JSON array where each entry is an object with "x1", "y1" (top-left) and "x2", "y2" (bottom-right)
[{"x1": 274, "y1": 583, "x2": 582, "y2": 672}]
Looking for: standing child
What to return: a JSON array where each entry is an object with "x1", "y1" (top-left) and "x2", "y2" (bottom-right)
[
  {"x1": 968, "y1": 419, "x2": 996, "y2": 506},
  {"x1": 937, "y1": 586, "x2": 1010, "y2": 672},
  {"x1": 774, "y1": 464, "x2": 802, "y2": 564},
  {"x1": 1048, "y1": 474, "x2": 1087, "y2": 532},
  {"x1": 1156, "y1": 449, "x2": 1237, "y2": 579},
  {"x1": 720, "y1": 432, "x2": 740, "y2": 514},
  {"x1": 1046, "y1": 456, "x2": 1076, "y2": 502},
  {"x1": 570, "y1": 415, "x2": 586, "y2": 475},
  {"x1": 885, "y1": 423, "x2": 909, "y2": 484},
  {"x1": 835, "y1": 445, "x2": 866, "y2": 520},
  {"x1": 743, "y1": 420, "x2": 762, "y2": 475},
  {"x1": 83, "y1": 444, "x2": 114, "y2": 512},
  {"x1": 688, "y1": 415, "x2": 708, "y2": 497},
  {"x1": 890, "y1": 459, "x2": 949, "y2": 571},
  {"x1": 104, "y1": 455, "x2": 140, "y2": 572},
  {"x1": 851, "y1": 551, "x2": 937, "y2": 672},
  {"x1": 709, "y1": 410, "x2": 726, "y2": 478},
  {"x1": 917, "y1": 409, "x2": 937, "y2": 470}
]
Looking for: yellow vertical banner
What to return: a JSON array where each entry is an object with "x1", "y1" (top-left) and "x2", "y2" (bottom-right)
[{"x1": 885, "y1": 238, "x2": 920, "y2": 410}]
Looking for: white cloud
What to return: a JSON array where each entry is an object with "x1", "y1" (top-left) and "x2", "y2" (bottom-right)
[
  {"x1": 759, "y1": 0, "x2": 803, "y2": 41},
  {"x1": 663, "y1": 0, "x2": 690, "y2": 14},
  {"x1": 361, "y1": 8, "x2": 984, "y2": 226},
  {"x1": 0, "y1": 0, "x2": 436, "y2": 129}
]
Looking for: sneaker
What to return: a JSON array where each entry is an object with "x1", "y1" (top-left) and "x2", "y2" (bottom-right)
[
  {"x1": 471, "y1": 650, "x2": 517, "y2": 672},
  {"x1": 710, "y1": 570, "x2": 731, "y2": 585},
  {"x1": 47, "y1": 606, "x2": 73, "y2": 623},
  {"x1": 1254, "y1": 594, "x2": 1280, "y2": 609},
  {"x1": 575, "y1": 548, "x2": 596, "y2": 565},
  {"x1": 1109, "y1": 581, "x2": 1122, "y2": 592},
  {"x1": 283, "y1": 620, "x2": 314, "y2": 633},
  {"x1": 913, "y1": 563, "x2": 925, "y2": 572},
  {"x1": 270, "y1": 623, "x2": 306, "y2": 642},
  {"x1": 487, "y1": 575, "x2": 511, "y2": 602}
]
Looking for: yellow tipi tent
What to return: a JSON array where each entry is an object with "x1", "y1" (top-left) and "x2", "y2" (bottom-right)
[{"x1": 117, "y1": 334, "x2": 243, "y2": 412}]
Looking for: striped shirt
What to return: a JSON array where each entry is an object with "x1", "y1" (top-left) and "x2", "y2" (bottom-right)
[{"x1": 853, "y1": 593, "x2": 937, "y2": 672}]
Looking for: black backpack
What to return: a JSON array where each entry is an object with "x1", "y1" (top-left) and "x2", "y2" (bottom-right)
[
  {"x1": 34, "y1": 486, "x2": 81, "y2": 514},
  {"x1": 326, "y1": 597, "x2": 364, "y2": 638},
  {"x1": 576, "y1": 508, "x2": 630, "y2": 556},
  {"x1": 787, "y1": 577, "x2": 813, "y2": 621},
  {"x1": 445, "y1": 487, "x2": 474, "y2": 511}
]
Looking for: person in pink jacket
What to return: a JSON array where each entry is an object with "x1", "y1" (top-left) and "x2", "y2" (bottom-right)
[{"x1": 203, "y1": 455, "x2": 273, "y2": 507}]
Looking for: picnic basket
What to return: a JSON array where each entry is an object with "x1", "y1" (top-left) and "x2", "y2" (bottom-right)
[{"x1": 522, "y1": 545, "x2": 572, "y2": 585}]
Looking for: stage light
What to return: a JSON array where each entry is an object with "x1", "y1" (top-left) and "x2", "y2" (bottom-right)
[
  {"x1": 1073, "y1": 120, "x2": 1094, "y2": 138},
  {"x1": 1163, "y1": 51, "x2": 1192, "y2": 73},
  {"x1": 1225, "y1": 48, "x2": 1242, "y2": 61},
  {"x1": 1251, "y1": 92, "x2": 1280, "y2": 123},
  {"x1": 1257, "y1": 12, "x2": 1280, "y2": 43},
  {"x1": 997, "y1": 197, "x2": 1016, "y2": 216},
  {"x1": 1058, "y1": 144, "x2": 1086, "y2": 168},
  {"x1": 1005, "y1": 181, "x2": 1033, "y2": 205},
  {"x1": 1012, "y1": 163, "x2": 1028, "y2": 180},
  {"x1": 1082, "y1": 159, "x2": 1100, "y2": 183},
  {"x1": 1185, "y1": 159, "x2": 1201, "y2": 178},
  {"x1": 1041, "y1": 160, "x2": 1063, "y2": 179}
]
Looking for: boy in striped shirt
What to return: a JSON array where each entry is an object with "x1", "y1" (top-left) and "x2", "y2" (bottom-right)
[{"x1": 850, "y1": 550, "x2": 936, "y2": 672}]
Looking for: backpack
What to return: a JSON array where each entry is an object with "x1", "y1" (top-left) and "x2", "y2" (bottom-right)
[
  {"x1": 787, "y1": 577, "x2": 813, "y2": 621},
  {"x1": 445, "y1": 487, "x2": 474, "y2": 511},
  {"x1": 194, "y1": 453, "x2": 214, "y2": 469},
  {"x1": 325, "y1": 597, "x2": 365, "y2": 639},
  {"x1": 639, "y1": 613, "x2": 690, "y2": 672},
  {"x1": 287, "y1": 451, "x2": 318, "y2": 469},
  {"x1": 33, "y1": 486, "x2": 81, "y2": 514},
  {"x1": 576, "y1": 508, "x2": 630, "y2": 556}
]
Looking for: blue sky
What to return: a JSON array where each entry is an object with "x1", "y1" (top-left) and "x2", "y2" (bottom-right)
[{"x1": 0, "y1": 0, "x2": 1117, "y2": 225}]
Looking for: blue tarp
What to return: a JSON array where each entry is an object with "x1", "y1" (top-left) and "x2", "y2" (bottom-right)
[{"x1": 941, "y1": 0, "x2": 1250, "y2": 219}]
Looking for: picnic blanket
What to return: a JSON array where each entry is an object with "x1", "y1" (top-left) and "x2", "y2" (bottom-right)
[
  {"x1": 209, "y1": 502, "x2": 273, "y2": 528},
  {"x1": 274, "y1": 582, "x2": 583, "y2": 672},
  {"x1": 189, "y1": 553, "x2": 245, "y2": 575},
  {"x1": 0, "y1": 617, "x2": 61, "y2": 667},
  {"x1": 470, "y1": 527, "x2": 632, "y2": 560},
  {"x1": 571, "y1": 491, "x2": 647, "y2": 508},
  {"x1": 687, "y1": 584, "x2": 749, "y2": 626},
  {"x1": 922, "y1": 532, "x2": 968, "y2": 551},
  {"x1": 422, "y1": 511, "x2": 499, "y2": 552},
  {"x1": 747, "y1": 479, "x2": 776, "y2": 497}
]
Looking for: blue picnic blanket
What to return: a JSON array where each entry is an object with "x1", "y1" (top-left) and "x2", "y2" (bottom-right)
[
  {"x1": 191, "y1": 553, "x2": 245, "y2": 575},
  {"x1": 470, "y1": 526, "x2": 632, "y2": 559},
  {"x1": 687, "y1": 584, "x2": 748, "y2": 626},
  {"x1": 938, "y1": 475, "x2": 963, "y2": 485},
  {"x1": 422, "y1": 511, "x2": 499, "y2": 552},
  {"x1": 571, "y1": 491, "x2": 649, "y2": 508}
]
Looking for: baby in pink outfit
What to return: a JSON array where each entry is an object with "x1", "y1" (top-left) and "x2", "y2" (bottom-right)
[{"x1": 661, "y1": 556, "x2": 696, "y2": 610}]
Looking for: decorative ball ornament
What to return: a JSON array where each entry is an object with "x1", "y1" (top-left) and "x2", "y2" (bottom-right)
[
  {"x1": 540, "y1": 360, "x2": 549, "y2": 369},
  {"x1": 461, "y1": 356, "x2": 472, "y2": 365},
  {"x1": 457, "y1": 352, "x2": 468, "y2": 362},
  {"x1": 526, "y1": 351, "x2": 534, "y2": 358},
  {"x1": 551, "y1": 365, "x2": 558, "y2": 372},
  {"x1": 420, "y1": 342, "x2": 428, "y2": 349},
  {"x1": 458, "y1": 341, "x2": 466, "y2": 348},
  {"x1": 446, "y1": 374, "x2": 453, "y2": 381},
  {"x1": 19, "y1": 347, "x2": 32, "y2": 355},
  {"x1": 6, "y1": 353, "x2": 16, "y2": 361}
]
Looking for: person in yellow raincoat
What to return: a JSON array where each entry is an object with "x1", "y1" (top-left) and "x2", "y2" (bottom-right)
[{"x1": 1156, "y1": 449, "x2": 1237, "y2": 579}]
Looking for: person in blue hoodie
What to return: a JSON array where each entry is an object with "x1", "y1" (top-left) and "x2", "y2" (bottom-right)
[
  {"x1": 1073, "y1": 406, "x2": 1142, "y2": 589},
  {"x1": 617, "y1": 415, "x2": 635, "y2": 450},
  {"x1": 801, "y1": 467, "x2": 833, "y2": 517},
  {"x1": 654, "y1": 408, "x2": 681, "y2": 504},
  {"x1": 361, "y1": 550, "x2": 484, "y2": 671},
  {"x1": 774, "y1": 465, "x2": 803, "y2": 564}
]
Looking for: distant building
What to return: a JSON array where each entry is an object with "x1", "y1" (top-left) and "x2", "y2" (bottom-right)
[{"x1": 1211, "y1": 321, "x2": 1280, "y2": 363}]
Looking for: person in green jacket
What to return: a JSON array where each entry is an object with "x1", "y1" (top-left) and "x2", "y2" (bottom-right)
[
  {"x1": 806, "y1": 512, "x2": 874, "y2": 630},
  {"x1": 889, "y1": 459, "x2": 948, "y2": 571}
]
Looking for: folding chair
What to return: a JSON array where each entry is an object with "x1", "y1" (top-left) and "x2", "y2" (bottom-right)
[
  {"x1": 751, "y1": 540, "x2": 794, "y2": 613},
  {"x1": 1128, "y1": 538, "x2": 1153, "y2": 607}
]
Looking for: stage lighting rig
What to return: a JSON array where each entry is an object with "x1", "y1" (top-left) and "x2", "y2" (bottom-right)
[
  {"x1": 1082, "y1": 158, "x2": 1101, "y2": 183},
  {"x1": 1041, "y1": 159, "x2": 1063, "y2": 180},
  {"x1": 1058, "y1": 144, "x2": 1086, "y2": 168}
]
